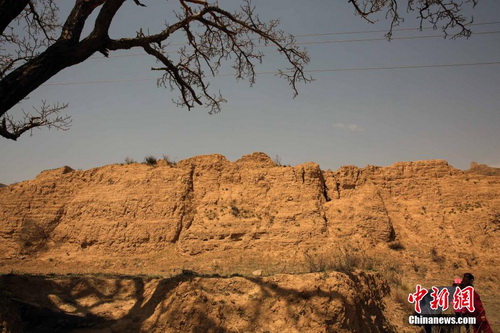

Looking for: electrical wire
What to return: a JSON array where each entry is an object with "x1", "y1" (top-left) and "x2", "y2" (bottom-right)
[
  {"x1": 292, "y1": 21, "x2": 500, "y2": 37},
  {"x1": 295, "y1": 31, "x2": 500, "y2": 45},
  {"x1": 89, "y1": 21, "x2": 500, "y2": 60},
  {"x1": 42, "y1": 61, "x2": 500, "y2": 86}
]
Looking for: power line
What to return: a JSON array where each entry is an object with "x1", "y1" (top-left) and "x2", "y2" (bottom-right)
[
  {"x1": 43, "y1": 78, "x2": 155, "y2": 85},
  {"x1": 89, "y1": 23, "x2": 500, "y2": 60},
  {"x1": 42, "y1": 60, "x2": 500, "y2": 86},
  {"x1": 302, "y1": 61, "x2": 500, "y2": 73},
  {"x1": 295, "y1": 30, "x2": 500, "y2": 45},
  {"x1": 147, "y1": 21, "x2": 500, "y2": 47},
  {"x1": 292, "y1": 21, "x2": 500, "y2": 37},
  {"x1": 89, "y1": 29, "x2": 500, "y2": 60}
]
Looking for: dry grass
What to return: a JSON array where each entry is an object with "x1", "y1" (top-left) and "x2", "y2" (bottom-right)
[
  {"x1": 124, "y1": 156, "x2": 136, "y2": 164},
  {"x1": 162, "y1": 154, "x2": 176, "y2": 166},
  {"x1": 388, "y1": 241, "x2": 405, "y2": 251},
  {"x1": 302, "y1": 246, "x2": 377, "y2": 274},
  {"x1": 430, "y1": 247, "x2": 446, "y2": 264},
  {"x1": 16, "y1": 219, "x2": 51, "y2": 254}
]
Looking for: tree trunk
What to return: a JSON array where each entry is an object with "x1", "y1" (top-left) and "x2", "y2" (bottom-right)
[
  {"x1": 0, "y1": 39, "x2": 101, "y2": 117},
  {"x1": 0, "y1": 0, "x2": 30, "y2": 34}
]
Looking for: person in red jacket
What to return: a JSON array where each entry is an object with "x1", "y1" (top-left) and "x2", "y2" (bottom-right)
[
  {"x1": 461, "y1": 273, "x2": 494, "y2": 333},
  {"x1": 452, "y1": 277, "x2": 472, "y2": 333}
]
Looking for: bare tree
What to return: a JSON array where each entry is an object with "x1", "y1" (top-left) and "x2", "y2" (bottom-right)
[
  {"x1": 0, "y1": 0, "x2": 310, "y2": 140},
  {"x1": 349, "y1": 0, "x2": 479, "y2": 39},
  {"x1": 0, "y1": 0, "x2": 479, "y2": 140}
]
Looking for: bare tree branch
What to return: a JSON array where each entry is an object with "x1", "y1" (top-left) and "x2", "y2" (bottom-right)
[
  {"x1": 349, "y1": 0, "x2": 478, "y2": 39},
  {"x1": 1, "y1": 0, "x2": 61, "y2": 79},
  {"x1": 0, "y1": 0, "x2": 30, "y2": 35},
  {"x1": 61, "y1": 0, "x2": 106, "y2": 41},
  {"x1": 27, "y1": 1, "x2": 53, "y2": 41},
  {"x1": 144, "y1": 42, "x2": 204, "y2": 109},
  {"x1": 0, "y1": 101, "x2": 70, "y2": 140},
  {"x1": 0, "y1": 0, "x2": 481, "y2": 140},
  {"x1": 133, "y1": 0, "x2": 146, "y2": 7}
]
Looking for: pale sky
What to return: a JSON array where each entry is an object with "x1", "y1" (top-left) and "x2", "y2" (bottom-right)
[{"x1": 1, "y1": 0, "x2": 499, "y2": 184}]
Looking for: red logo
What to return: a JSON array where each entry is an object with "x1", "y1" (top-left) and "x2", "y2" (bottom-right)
[
  {"x1": 430, "y1": 287, "x2": 450, "y2": 311},
  {"x1": 408, "y1": 285, "x2": 475, "y2": 313},
  {"x1": 408, "y1": 284, "x2": 428, "y2": 313},
  {"x1": 452, "y1": 286, "x2": 475, "y2": 312}
]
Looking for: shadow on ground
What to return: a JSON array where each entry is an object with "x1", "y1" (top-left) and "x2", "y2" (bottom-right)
[{"x1": 0, "y1": 271, "x2": 396, "y2": 333}]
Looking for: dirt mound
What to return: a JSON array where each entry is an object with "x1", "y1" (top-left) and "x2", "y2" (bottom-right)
[
  {"x1": 0, "y1": 271, "x2": 402, "y2": 333},
  {"x1": 466, "y1": 162, "x2": 500, "y2": 176}
]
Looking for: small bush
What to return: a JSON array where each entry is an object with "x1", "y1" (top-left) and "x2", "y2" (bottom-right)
[
  {"x1": 231, "y1": 206, "x2": 240, "y2": 217},
  {"x1": 144, "y1": 155, "x2": 157, "y2": 166},
  {"x1": 17, "y1": 219, "x2": 51, "y2": 254},
  {"x1": 430, "y1": 247, "x2": 445, "y2": 264},
  {"x1": 303, "y1": 248, "x2": 376, "y2": 274},
  {"x1": 388, "y1": 241, "x2": 405, "y2": 251},
  {"x1": 273, "y1": 154, "x2": 282, "y2": 166},
  {"x1": 411, "y1": 263, "x2": 428, "y2": 276},
  {"x1": 124, "y1": 156, "x2": 136, "y2": 164},
  {"x1": 162, "y1": 154, "x2": 176, "y2": 166}
]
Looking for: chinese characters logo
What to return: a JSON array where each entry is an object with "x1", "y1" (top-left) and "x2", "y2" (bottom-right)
[{"x1": 408, "y1": 285, "x2": 475, "y2": 313}]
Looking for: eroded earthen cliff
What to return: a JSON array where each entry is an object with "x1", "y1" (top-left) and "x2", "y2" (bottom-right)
[
  {"x1": 1, "y1": 153, "x2": 498, "y2": 278},
  {"x1": 1, "y1": 152, "x2": 499, "y2": 332}
]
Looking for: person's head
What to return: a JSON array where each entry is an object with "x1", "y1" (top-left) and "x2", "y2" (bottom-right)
[{"x1": 462, "y1": 273, "x2": 474, "y2": 287}]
